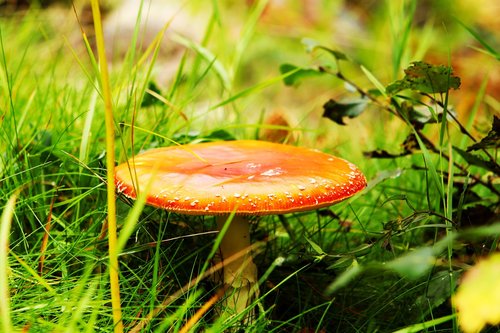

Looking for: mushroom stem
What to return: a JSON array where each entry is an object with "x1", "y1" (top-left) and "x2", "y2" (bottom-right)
[{"x1": 215, "y1": 215, "x2": 258, "y2": 323}]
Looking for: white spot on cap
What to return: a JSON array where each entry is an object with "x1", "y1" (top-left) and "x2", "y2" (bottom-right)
[
  {"x1": 260, "y1": 167, "x2": 284, "y2": 177},
  {"x1": 246, "y1": 162, "x2": 261, "y2": 169}
]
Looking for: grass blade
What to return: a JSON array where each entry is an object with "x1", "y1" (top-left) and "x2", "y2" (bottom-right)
[
  {"x1": 0, "y1": 191, "x2": 18, "y2": 333},
  {"x1": 89, "y1": 1, "x2": 123, "y2": 332},
  {"x1": 360, "y1": 64, "x2": 387, "y2": 97},
  {"x1": 456, "y1": 19, "x2": 499, "y2": 60},
  {"x1": 392, "y1": 314, "x2": 456, "y2": 333},
  {"x1": 171, "y1": 33, "x2": 231, "y2": 91}
]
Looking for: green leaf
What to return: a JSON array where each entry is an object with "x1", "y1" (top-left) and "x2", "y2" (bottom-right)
[
  {"x1": 326, "y1": 260, "x2": 363, "y2": 294},
  {"x1": 327, "y1": 256, "x2": 354, "y2": 270},
  {"x1": 204, "y1": 129, "x2": 237, "y2": 141},
  {"x1": 467, "y1": 116, "x2": 500, "y2": 151},
  {"x1": 279, "y1": 63, "x2": 323, "y2": 86},
  {"x1": 386, "y1": 61, "x2": 461, "y2": 95},
  {"x1": 363, "y1": 168, "x2": 404, "y2": 192},
  {"x1": 413, "y1": 270, "x2": 458, "y2": 320},
  {"x1": 305, "y1": 237, "x2": 326, "y2": 256},
  {"x1": 454, "y1": 147, "x2": 500, "y2": 174},
  {"x1": 172, "y1": 129, "x2": 236, "y2": 144},
  {"x1": 322, "y1": 98, "x2": 369, "y2": 125},
  {"x1": 316, "y1": 46, "x2": 348, "y2": 61},
  {"x1": 401, "y1": 102, "x2": 458, "y2": 127},
  {"x1": 386, "y1": 246, "x2": 436, "y2": 279},
  {"x1": 141, "y1": 81, "x2": 162, "y2": 107}
]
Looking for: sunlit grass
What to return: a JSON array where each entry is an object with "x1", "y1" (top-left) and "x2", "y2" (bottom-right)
[{"x1": 0, "y1": 0, "x2": 498, "y2": 332}]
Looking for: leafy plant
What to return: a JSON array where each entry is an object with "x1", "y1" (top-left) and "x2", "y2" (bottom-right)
[
  {"x1": 280, "y1": 41, "x2": 499, "y2": 194},
  {"x1": 280, "y1": 40, "x2": 499, "y2": 332}
]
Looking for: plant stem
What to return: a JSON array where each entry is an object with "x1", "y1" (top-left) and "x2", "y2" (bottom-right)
[{"x1": 89, "y1": 1, "x2": 123, "y2": 332}]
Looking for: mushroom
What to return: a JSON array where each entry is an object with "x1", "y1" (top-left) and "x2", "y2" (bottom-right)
[{"x1": 114, "y1": 140, "x2": 366, "y2": 322}]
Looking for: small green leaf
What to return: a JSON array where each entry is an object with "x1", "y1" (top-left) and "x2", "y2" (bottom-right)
[
  {"x1": 327, "y1": 256, "x2": 354, "y2": 270},
  {"x1": 413, "y1": 270, "x2": 458, "y2": 320},
  {"x1": 386, "y1": 61, "x2": 461, "y2": 95},
  {"x1": 386, "y1": 246, "x2": 436, "y2": 279},
  {"x1": 172, "y1": 131, "x2": 201, "y2": 144},
  {"x1": 364, "y1": 168, "x2": 404, "y2": 192},
  {"x1": 279, "y1": 63, "x2": 323, "y2": 86},
  {"x1": 172, "y1": 129, "x2": 236, "y2": 144},
  {"x1": 467, "y1": 116, "x2": 500, "y2": 151},
  {"x1": 305, "y1": 237, "x2": 325, "y2": 256},
  {"x1": 204, "y1": 129, "x2": 236, "y2": 141},
  {"x1": 322, "y1": 98, "x2": 369, "y2": 125},
  {"x1": 316, "y1": 46, "x2": 348, "y2": 61},
  {"x1": 454, "y1": 147, "x2": 500, "y2": 174},
  {"x1": 141, "y1": 81, "x2": 162, "y2": 107},
  {"x1": 326, "y1": 260, "x2": 362, "y2": 294},
  {"x1": 401, "y1": 102, "x2": 457, "y2": 127}
]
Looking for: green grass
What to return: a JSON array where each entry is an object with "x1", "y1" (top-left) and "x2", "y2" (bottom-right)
[{"x1": 1, "y1": 1, "x2": 499, "y2": 332}]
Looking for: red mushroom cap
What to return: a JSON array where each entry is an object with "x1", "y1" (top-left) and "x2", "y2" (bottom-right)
[{"x1": 115, "y1": 140, "x2": 366, "y2": 215}]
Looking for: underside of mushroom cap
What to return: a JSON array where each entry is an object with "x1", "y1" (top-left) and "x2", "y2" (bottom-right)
[{"x1": 115, "y1": 140, "x2": 367, "y2": 215}]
